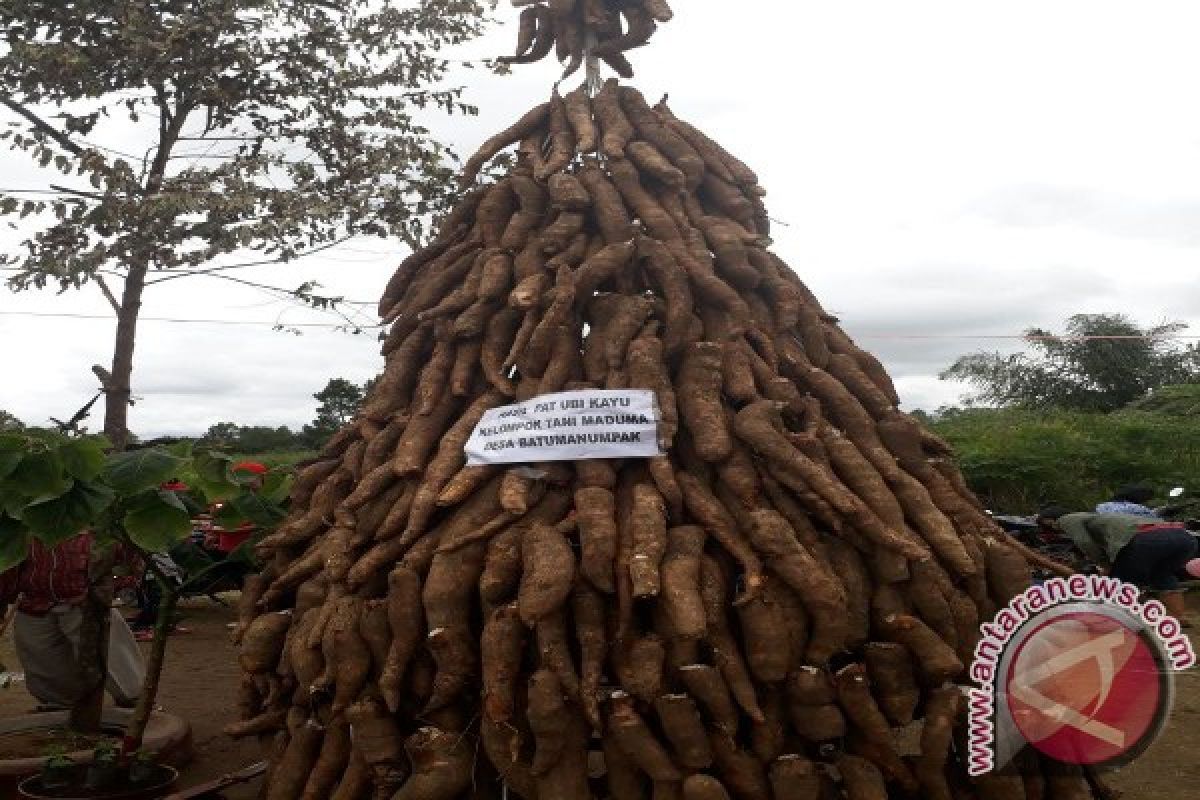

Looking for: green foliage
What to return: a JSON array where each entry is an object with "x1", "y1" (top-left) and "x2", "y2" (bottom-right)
[
  {"x1": 0, "y1": 432, "x2": 287, "y2": 573},
  {"x1": 302, "y1": 377, "x2": 368, "y2": 447},
  {"x1": 1127, "y1": 383, "x2": 1200, "y2": 417},
  {"x1": 1, "y1": 1, "x2": 495, "y2": 291},
  {"x1": 201, "y1": 423, "x2": 305, "y2": 454},
  {"x1": 927, "y1": 407, "x2": 1200, "y2": 513},
  {"x1": 940, "y1": 314, "x2": 1200, "y2": 412}
]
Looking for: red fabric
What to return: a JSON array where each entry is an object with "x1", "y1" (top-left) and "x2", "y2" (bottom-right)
[
  {"x1": 232, "y1": 461, "x2": 268, "y2": 475},
  {"x1": 0, "y1": 534, "x2": 141, "y2": 615},
  {"x1": 1137, "y1": 522, "x2": 1187, "y2": 533}
]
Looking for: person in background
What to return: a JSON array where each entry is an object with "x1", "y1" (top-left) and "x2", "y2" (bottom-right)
[
  {"x1": 1037, "y1": 505, "x2": 1197, "y2": 623},
  {"x1": 0, "y1": 533, "x2": 146, "y2": 710},
  {"x1": 1095, "y1": 484, "x2": 1158, "y2": 517}
]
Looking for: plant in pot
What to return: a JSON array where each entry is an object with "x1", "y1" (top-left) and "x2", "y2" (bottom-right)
[{"x1": 1, "y1": 431, "x2": 289, "y2": 796}]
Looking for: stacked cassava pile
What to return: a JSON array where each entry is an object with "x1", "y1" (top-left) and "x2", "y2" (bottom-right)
[{"x1": 227, "y1": 77, "x2": 1093, "y2": 800}]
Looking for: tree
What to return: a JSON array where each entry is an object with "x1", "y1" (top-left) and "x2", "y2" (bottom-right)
[
  {"x1": 0, "y1": 410, "x2": 23, "y2": 431},
  {"x1": 303, "y1": 377, "x2": 367, "y2": 447},
  {"x1": 940, "y1": 314, "x2": 1200, "y2": 412},
  {"x1": 1, "y1": 3, "x2": 490, "y2": 731},
  {"x1": 1, "y1": 0, "x2": 494, "y2": 449}
]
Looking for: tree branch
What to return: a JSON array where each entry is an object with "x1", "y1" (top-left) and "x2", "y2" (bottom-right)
[
  {"x1": 92, "y1": 274, "x2": 122, "y2": 314},
  {"x1": 0, "y1": 94, "x2": 89, "y2": 157}
]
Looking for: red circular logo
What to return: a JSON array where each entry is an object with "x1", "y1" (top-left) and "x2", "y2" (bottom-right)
[{"x1": 1005, "y1": 610, "x2": 1168, "y2": 766}]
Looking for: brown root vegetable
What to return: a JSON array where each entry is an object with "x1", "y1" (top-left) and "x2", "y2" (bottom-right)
[
  {"x1": 608, "y1": 692, "x2": 683, "y2": 782},
  {"x1": 984, "y1": 536, "x2": 1032, "y2": 606},
  {"x1": 379, "y1": 565, "x2": 423, "y2": 713},
  {"x1": 300, "y1": 715, "x2": 350, "y2": 800},
  {"x1": 837, "y1": 755, "x2": 887, "y2": 800},
  {"x1": 536, "y1": 606, "x2": 582, "y2": 700},
  {"x1": 461, "y1": 103, "x2": 550, "y2": 187},
  {"x1": 392, "y1": 727, "x2": 474, "y2": 800},
  {"x1": 479, "y1": 603, "x2": 525, "y2": 726},
  {"x1": 683, "y1": 775, "x2": 732, "y2": 800},
  {"x1": 915, "y1": 686, "x2": 961, "y2": 800},
  {"x1": 527, "y1": 668, "x2": 569, "y2": 775},
  {"x1": 575, "y1": 486, "x2": 618, "y2": 593},
  {"x1": 654, "y1": 694, "x2": 713, "y2": 770},
  {"x1": 678, "y1": 342, "x2": 732, "y2": 462},
  {"x1": 746, "y1": 510, "x2": 848, "y2": 665},
  {"x1": 263, "y1": 717, "x2": 324, "y2": 800},
  {"x1": 676, "y1": 471, "x2": 764, "y2": 602},
  {"x1": 596, "y1": 78, "x2": 636, "y2": 158},
  {"x1": 629, "y1": 482, "x2": 668, "y2": 597},
  {"x1": 785, "y1": 668, "x2": 846, "y2": 743},
  {"x1": 614, "y1": 632, "x2": 666, "y2": 703},
  {"x1": 238, "y1": 612, "x2": 292, "y2": 675},
  {"x1": 769, "y1": 755, "x2": 823, "y2": 800},
  {"x1": 573, "y1": 580, "x2": 609, "y2": 730},
  {"x1": 232, "y1": 574, "x2": 269, "y2": 644},
  {"x1": 579, "y1": 160, "x2": 637, "y2": 243},
  {"x1": 699, "y1": 556, "x2": 764, "y2": 722},
  {"x1": 518, "y1": 522, "x2": 577, "y2": 626},
  {"x1": 709, "y1": 732, "x2": 771, "y2": 800},
  {"x1": 535, "y1": 705, "x2": 591, "y2": 800},
  {"x1": 881, "y1": 614, "x2": 964, "y2": 685},
  {"x1": 659, "y1": 525, "x2": 707, "y2": 639},
  {"x1": 863, "y1": 642, "x2": 919, "y2": 727}
]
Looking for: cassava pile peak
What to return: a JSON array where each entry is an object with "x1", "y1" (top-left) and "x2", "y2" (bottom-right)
[
  {"x1": 501, "y1": 0, "x2": 673, "y2": 79},
  {"x1": 230, "y1": 76, "x2": 1091, "y2": 799}
]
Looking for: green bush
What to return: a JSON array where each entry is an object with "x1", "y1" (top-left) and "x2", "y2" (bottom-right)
[{"x1": 927, "y1": 408, "x2": 1200, "y2": 513}]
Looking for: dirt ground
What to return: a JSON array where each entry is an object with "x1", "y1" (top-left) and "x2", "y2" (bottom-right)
[
  {"x1": 0, "y1": 596, "x2": 265, "y2": 798},
  {"x1": 0, "y1": 594, "x2": 1197, "y2": 799}
]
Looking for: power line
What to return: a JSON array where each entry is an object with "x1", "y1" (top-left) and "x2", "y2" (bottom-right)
[
  {"x1": 0, "y1": 309, "x2": 382, "y2": 329},
  {"x1": 2, "y1": 309, "x2": 1198, "y2": 340}
]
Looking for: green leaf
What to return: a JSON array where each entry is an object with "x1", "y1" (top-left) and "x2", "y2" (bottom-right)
[
  {"x1": 103, "y1": 449, "x2": 185, "y2": 494},
  {"x1": 23, "y1": 481, "x2": 115, "y2": 546},
  {"x1": 0, "y1": 434, "x2": 25, "y2": 480},
  {"x1": 60, "y1": 436, "x2": 107, "y2": 481},
  {"x1": 191, "y1": 450, "x2": 236, "y2": 501},
  {"x1": 214, "y1": 491, "x2": 285, "y2": 530},
  {"x1": 167, "y1": 440, "x2": 195, "y2": 458},
  {"x1": 7, "y1": 449, "x2": 70, "y2": 501},
  {"x1": 260, "y1": 470, "x2": 293, "y2": 505},
  {"x1": 0, "y1": 515, "x2": 31, "y2": 572},
  {"x1": 122, "y1": 490, "x2": 191, "y2": 553}
]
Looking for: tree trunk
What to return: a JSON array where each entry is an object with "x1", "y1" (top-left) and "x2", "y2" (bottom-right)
[
  {"x1": 125, "y1": 579, "x2": 177, "y2": 752},
  {"x1": 69, "y1": 544, "x2": 117, "y2": 734},
  {"x1": 71, "y1": 265, "x2": 148, "y2": 733},
  {"x1": 102, "y1": 264, "x2": 148, "y2": 450}
]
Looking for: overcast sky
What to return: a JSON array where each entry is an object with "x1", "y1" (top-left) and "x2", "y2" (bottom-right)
[{"x1": 3, "y1": 0, "x2": 1199, "y2": 436}]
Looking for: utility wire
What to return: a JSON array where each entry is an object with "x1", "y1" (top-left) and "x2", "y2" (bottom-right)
[{"x1": 2, "y1": 310, "x2": 1199, "y2": 340}]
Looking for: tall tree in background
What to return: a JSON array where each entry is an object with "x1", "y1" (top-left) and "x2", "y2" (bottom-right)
[
  {"x1": 941, "y1": 313, "x2": 1200, "y2": 412},
  {"x1": 1, "y1": 0, "x2": 494, "y2": 449},
  {"x1": 303, "y1": 377, "x2": 367, "y2": 446},
  {"x1": 0, "y1": 0, "x2": 491, "y2": 733},
  {"x1": 0, "y1": 409, "x2": 24, "y2": 431}
]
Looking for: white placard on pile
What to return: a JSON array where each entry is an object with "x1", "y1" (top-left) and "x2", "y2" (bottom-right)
[{"x1": 464, "y1": 389, "x2": 663, "y2": 466}]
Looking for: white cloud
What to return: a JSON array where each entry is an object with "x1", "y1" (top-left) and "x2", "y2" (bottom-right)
[{"x1": 4, "y1": 0, "x2": 1199, "y2": 435}]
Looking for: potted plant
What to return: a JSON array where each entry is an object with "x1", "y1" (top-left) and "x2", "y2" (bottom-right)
[{"x1": 0, "y1": 430, "x2": 289, "y2": 796}]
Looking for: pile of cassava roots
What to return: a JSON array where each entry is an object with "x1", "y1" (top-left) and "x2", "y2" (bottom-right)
[{"x1": 228, "y1": 77, "x2": 1095, "y2": 800}]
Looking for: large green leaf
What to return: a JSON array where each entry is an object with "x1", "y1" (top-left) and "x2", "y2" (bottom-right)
[
  {"x1": 60, "y1": 436, "x2": 108, "y2": 481},
  {"x1": 214, "y1": 491, "x2": 285, "y2": 530},
  {"x1": 123, "y1": 490, "x2": 191, "y2": 553},
  {"x1": 23, "y1": 481, "x2": 115, "y2": 546},
  {"x1": 0, "y1": 515, "x2": 31, "y2": 572},
  {"x1": 191, "y1": 451, "x2": 236, "y2": 501},
  {"x1": 7, "y1": 449, "x2": 70, "y2": 501},
  {"x1": 103, "y1": 449, "x2": 185, "y2": 494},
  {"x1": 260, "y1": 470, "x2": 294, "y2": 505},
  {"x1": 0, "y1": 435, "x2": 24, "y2": 480}
]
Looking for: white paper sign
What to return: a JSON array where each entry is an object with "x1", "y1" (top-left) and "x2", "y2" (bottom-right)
[{"x1": 465, "y1": 390, "x2": 663, "y2": 466}]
